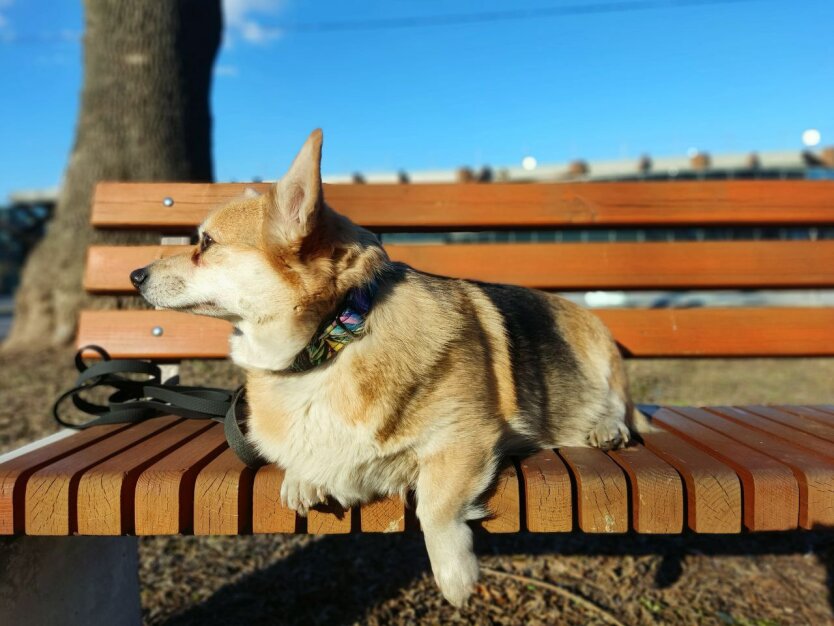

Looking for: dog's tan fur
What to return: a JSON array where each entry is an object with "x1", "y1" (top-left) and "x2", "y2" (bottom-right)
[{"x1": 135, "y1": 130, "x2": 633, "y2": 606}]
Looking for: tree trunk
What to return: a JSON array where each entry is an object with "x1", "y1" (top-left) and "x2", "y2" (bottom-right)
[{"x1": 3, "y1": 0, "x2": 221, "y2": 350}]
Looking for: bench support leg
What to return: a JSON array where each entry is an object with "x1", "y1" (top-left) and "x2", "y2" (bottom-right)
[{"x1": 0, "y1": 536, "x2": 141, "y2": 626}]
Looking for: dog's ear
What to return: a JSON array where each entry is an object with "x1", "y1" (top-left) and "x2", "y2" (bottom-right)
[{"x1": 266, "y1": 129, "x2": 323, "y2": 247}]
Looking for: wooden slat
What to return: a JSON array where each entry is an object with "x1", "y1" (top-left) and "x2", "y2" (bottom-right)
[
  {"x1": 608, "y1": 444, "x2": 684, "y2": 533},
  {"x1": 740, "y1": 406, "x2": 834, "y2": 443},
  {"x1": 135, "y1": 424, "x2": 228, "y2": 535},
  {"x1": 777, "y1": 405, "x2": 834, "y2": 428},
  {"x1": 478, "y1": 462, "x2": 522, "y2": 533},
  {"x1": 653, "y1": 408, "x2": 799, "y2": 531},
  {"x1": 76, "y1": 307, "x2": 834, "y2": 359},
  {"x1": 85, "y1": 241, "x2": 834, "y2": 293},
  {"x1": 519, "y1": 450, "x2": 572, "y2": 532},
  {"x1": 0, "y1": 425, "x2": 133, "y2": 535},
  {"x1": 77, "y1": 311, "x2": 232, "y2": 359},
  {"x1": 596, "y1": 308, "x2": 834, "y2": 357},
  {"x1": 24, "y1": 418, "x2": 180, "y2": 535},
  {"x1": 76, "y1": 419, "x2": 215, "y2": 535},
  {"x1": 680, "y1": 407, "x2": 834, "y2": 529},
  {"x1": 307, "y1": 503, "x2": 352, "y2": 534},
  {"x1": 559, "y1": 447, "x2": 628, "y2": 533},
  {"x1": 90, "y1": 181, "x2": 834, "y2": 229},
  {"x1": 641, "y1": 429, "x2": 741, "y2": 533},
  {"x1": 252, "y1": 465, "x2": 298, "y2": 534},
  {"x1": 360, "y1": 496, "x2": 406, "y2": 533},
  {"x1": 193, "y1": 448, "x2": 253, "y2": 535},
  {"x1": 707, "y1": 406, "x2": 834, "y2": 461}
]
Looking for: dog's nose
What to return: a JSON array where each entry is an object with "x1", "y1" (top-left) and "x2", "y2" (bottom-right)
[{"x1": 130, "y1": 266, "x2": 149, "y2": 289}]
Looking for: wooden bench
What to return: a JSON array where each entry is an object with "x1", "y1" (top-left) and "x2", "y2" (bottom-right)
[{"x1": 2, "y1": 179, "x2": 834, "y2": 622}]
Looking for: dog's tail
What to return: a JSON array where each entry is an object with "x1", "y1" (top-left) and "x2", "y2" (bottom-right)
[{"x1": 627, "y1": 403, "x2": 662, "y2": 438}]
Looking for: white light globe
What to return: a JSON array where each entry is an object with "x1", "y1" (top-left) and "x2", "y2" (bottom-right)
[
  {"x1": 802, "y1": 129, "x2": 821, "y2": 147},
  {"x1": 521, "y1": 156, "x2": 537, "y2": 171}
]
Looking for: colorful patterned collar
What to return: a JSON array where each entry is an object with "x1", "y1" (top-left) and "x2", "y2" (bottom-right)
[{"x1": 288, "y1": 279, "x2": 378, "y2": 373}]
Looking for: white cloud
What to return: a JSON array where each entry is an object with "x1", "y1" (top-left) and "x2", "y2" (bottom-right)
[{"x1": 223, "y1": 0, "x2": 285, "y2": 45}]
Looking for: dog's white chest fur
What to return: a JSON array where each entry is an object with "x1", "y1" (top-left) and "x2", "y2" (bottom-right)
[{"x1": 244, "y1": 368, "x2": 413, "y2": 507}]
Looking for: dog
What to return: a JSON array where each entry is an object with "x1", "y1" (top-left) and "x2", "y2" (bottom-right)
[{"x1": 132, "y1": 129, "x2": 636, "y2": 607}]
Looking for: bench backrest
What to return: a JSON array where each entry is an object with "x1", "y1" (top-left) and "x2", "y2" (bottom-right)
[{"x1": 79, "y1": 180, "x2": 834, "y2": 360}]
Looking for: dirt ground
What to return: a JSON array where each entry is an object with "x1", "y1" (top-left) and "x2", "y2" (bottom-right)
[{"x1": 1, "y1": 347, "x2": 833, "y2": 626}]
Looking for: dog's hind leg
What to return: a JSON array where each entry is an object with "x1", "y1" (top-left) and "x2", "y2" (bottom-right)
[{"x1": 415, "y1": 434, "x2": 500, "y2": 607}]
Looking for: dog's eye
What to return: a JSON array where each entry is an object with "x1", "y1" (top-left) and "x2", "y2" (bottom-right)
[{"x1": 200, "y1": 233, "x2": 215, "y2": 253}]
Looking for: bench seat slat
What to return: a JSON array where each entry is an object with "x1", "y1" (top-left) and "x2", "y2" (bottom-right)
[
  {"x1": 478, "y1": 462, "x2": 522, "y2": 533},
  {"x1": 76, "y1": 308, "x2": 834, "y2": 359},
  {"x1": 193, "y1": 447, "x2": 254, "y2": 535},
  {"x1": 25, "y1": 417, "x2": 181, "y2": 535},
  {"x1": 708, "y1": 407, "x2": 834, "y2": 463},
  {"x1": 85, "y1": 241, "x2": 834, "y2": 293},
  {"x1": 307, "y1": 502, "x2": 353, "y2": 534},
  {"x1": 252, "y1": 465, "x2": 299, "y2": 534},
  {"x1": 777, "y1": 406, "x2": 834, "y2": 428},
  {"x1": 519, "y1": 450, "x2": 573, "y2": 532},
  {"x1": 608, "y1": 444, "x2": 684, "y2": 534},
  {"x1": 90, "y1": 181, "x2": 834, "y2": 229},
  {"x1": 678, "y1": 407, "x2": 834, "y2": 529},
  {"x1": 75, "y1": 419, "x2": 217, "y2": 535},
  {"x1": 0, "y1": 423, "x2": 134, "y2": 535},
  {"x1": 740, "y1": 406, "x2": 834, "y2": 443},
  {"x1": 640, "y1": 429, "x2": 742, "y2": 533},
  {"x1": 360, "y1": 495, "x2": 406, "y2": 533},
  {"x1": 653, "y1": 408, "x2": 799, "y2": 531},
  {"x1": 558, "y1": 447, "x2": 629, "y2": 533},
  {"x1": 135, "y1": 424, "x2": 229, "y2": 535}
]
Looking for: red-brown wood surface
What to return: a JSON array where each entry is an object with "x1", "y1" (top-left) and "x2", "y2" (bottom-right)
[
  {"x1": 76, "y1": 419, "x2": 215, "y2": 535},
  {"x1": 608, "y1": 444, "x2": 684, "y2": 533},
  {"x1": 6, "y1": 405, "x2": 834, "y2": 537},
  {"x1": 25, "y1": 418, "x2": 180, "y2": 535},
  {"x1": 707, "y1": 406, "x2": 834, "y2": 462},
  {"x1": 681, "y1": 407, "x2": 834, "y2": 528},
  {"x1": 740, "y1": 406, "x2": 834, "y2": 443},
  {"x1": 478, "y1": 462, "x2": 522, "y2": 533},
  {"x1": 307, "y1": 503, "x2": 353, "y2": 534},
  {"x1": 778, "y1": 406, "x2": 834, "y2": 428},
  {"x1": 653, "y1": 408, "x2": 799, "y2": 531},
  {"x1": 134, "y1": 424, "x2": 229, "y2": 535},
  {"x1": 193, "y1": 448, "x2": 253, "y2": 535},
  {"x1": 90, "y1": 181, "x2": 834, "y2": 229},
  {"x1": 0, "y1": 424, "x2": 133, "y2": 534},
  {"x1": 519, "y1": 450, "x2": 572, "y2": 532},
  {"x1": 360, "y1": 496, "x2": 407, "y2": 533},
  {"x1": 559, "y1": 447, "x2": 628, "y2": 533},
  {"x1": 252, "y1": 465, "x2": 298, "y2": 534},
  {"x1": 85, "y1": 241, "x2": 834, "y2": 293},
  {"x1": 76, "y1": 307, "x2": 834, "y2": 359},
  {"x1": 641, "y1": 429, "x2": 742, "y2": 533}
]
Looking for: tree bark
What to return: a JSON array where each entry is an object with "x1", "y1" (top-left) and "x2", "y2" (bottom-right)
[{"x1": 3, "y1": 0, "x2": 221, "y2": 350}]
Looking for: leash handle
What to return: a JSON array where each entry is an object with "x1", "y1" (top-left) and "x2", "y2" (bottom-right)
[{"x1": 53, "y1": 345, "x2": 266, "y2": 468}]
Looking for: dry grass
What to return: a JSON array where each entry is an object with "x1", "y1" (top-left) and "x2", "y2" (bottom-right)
[{"x1": 1, "y1": 348, "x2": 833, "y2": 625}]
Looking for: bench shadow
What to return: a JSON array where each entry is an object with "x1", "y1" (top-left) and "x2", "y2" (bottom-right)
[{"x1": 161, "y1": 531, "x2": 834, "y2": 626}]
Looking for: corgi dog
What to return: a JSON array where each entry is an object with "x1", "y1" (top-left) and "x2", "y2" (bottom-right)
[{"x1": 132, "y1": 130, "x2": 634, "y2": 606}]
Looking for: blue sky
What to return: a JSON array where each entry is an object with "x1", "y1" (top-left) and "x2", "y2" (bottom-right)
[{"x1": 0, "y1": 0, "x2": 832, "y2": 200}]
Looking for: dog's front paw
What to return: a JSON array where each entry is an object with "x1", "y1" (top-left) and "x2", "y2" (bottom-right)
[
  {"x1": 280, "y1": 473, "x2": 327, "y2": 516},
  {"x1": 433, "y1": 549, "x2": 479, "y2": 608}
]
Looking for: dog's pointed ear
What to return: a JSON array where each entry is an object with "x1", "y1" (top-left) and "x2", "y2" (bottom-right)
[{"x1": 266, "y1": 129, "x2": 323, "y2": 246}]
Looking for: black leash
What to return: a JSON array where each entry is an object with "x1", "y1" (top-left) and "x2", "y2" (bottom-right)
[{"x1": 53, "y1": 345, "x2": 265, "y2": 468}]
